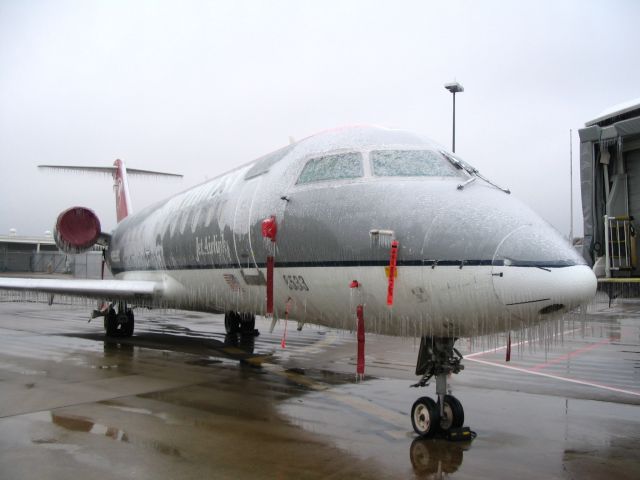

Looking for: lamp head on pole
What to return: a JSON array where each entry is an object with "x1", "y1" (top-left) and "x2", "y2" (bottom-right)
[{"x1": 444, "y1": 81, "x2": 464, "y2": 94}]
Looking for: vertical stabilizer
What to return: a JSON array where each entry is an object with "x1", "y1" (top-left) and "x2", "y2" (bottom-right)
[{"x1": 113, "y1": 159, "x2": 133, "y2": 222}]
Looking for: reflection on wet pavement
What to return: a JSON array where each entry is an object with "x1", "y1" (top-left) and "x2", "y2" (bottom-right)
[
  {"x1": 52, "y1": 413, "x2": 129, "y2": 442},
  {"x1": 0, "y1": 298, "x2": 638, "y2": 479},
  {"x1": 409, "y1": 438, "x2": 469, "y2": 478}
]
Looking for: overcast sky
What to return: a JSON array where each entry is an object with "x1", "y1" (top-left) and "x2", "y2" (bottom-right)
[{"x1": 1, "y1": 0, "x2": 639, "y2": 238}]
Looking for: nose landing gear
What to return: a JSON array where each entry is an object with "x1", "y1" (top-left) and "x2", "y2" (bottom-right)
[{"x1": 410, "y1": 337, "x2": 466, "y2": 437}]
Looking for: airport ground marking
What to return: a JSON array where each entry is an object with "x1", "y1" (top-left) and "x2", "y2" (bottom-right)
[
  {"x1": 467, "y1": 357, "x2": 640, "y2": 397},
  {"x1": 464, "y1": 327, "x2": 581, "y2": 359},
  {"x1": 529, "y1": 337, "x2": 611, "y2": 372}
]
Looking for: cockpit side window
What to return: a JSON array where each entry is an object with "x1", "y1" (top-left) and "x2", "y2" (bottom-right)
[
  {"x1": 370, "y1": 150, "x2": 461, "y2": 177},
  {"x1": 296, "y1": 152, "x2": 364, "y2": 184}
]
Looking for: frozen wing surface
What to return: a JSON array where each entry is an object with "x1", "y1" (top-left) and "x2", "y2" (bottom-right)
[{"x1": 0, "y1": 277, "x2": 161, "y2": 302}]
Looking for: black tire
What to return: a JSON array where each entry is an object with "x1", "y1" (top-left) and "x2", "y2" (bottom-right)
[
  {"x1": 104, "y1": 308, "x2": 119, "y2": 337},
  {"x1": 239, "y1": 313, "x2": 256, "y2": 335},
  {"x1": 121, "y1": 309, "x2": 135, "y2": 338},
  {"x1": 439, "y1": 394, "x2": 464, "y2": 432},
  {"x1": 411, "y1": 396, "x2": 439, "y2": 437},
  {"x1": 224, "y1": 311, "x2": 240, "y2": 334}
]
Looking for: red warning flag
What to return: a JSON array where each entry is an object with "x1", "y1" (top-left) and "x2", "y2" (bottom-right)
[
  {"x1": 266, "y1": 256, "x2": 274, "y2": 314},
  {"x1": 357, "y1": 305, "x2": 365, "y2": 376},
  {"x1": 387, "y1": 240, "x2": 399, "y2": 306}
]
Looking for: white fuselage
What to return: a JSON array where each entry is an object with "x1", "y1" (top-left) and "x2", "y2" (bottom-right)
[{"x1": 109, "y1": 126, "x2": 597, "y2": 338}]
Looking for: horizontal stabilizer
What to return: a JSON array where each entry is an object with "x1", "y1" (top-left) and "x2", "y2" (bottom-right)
[{"x1": 38, "y1": 165, "x2": 182, "y2": 179}]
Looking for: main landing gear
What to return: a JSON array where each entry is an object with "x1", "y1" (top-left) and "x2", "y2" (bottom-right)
[
  {"x1": 93, "y1": 301, "x2": 135, "y2": 338},
  {"x1": 410, "y1": 337, "x2": 466, "y2": 437},
  {"x1": 224, "y1": 311, "x2": 259, "y2": 337}
]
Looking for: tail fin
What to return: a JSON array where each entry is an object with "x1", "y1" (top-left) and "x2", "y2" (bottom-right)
[
  {"x1": 39, "y1": 161, "x2": 182, "y2": 223},
  {"x1": 113, "y1": 159, "x2": 131, "y2": 222}
]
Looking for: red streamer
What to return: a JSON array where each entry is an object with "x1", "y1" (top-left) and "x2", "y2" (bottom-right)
[
  {"x1": 357, "y1": 304, "x2": 365, "y2": 376},
  {"x1": 266, "y1": 256, "x2": 274, "y2": 314},
  {"x1": 281, "y1": 303, "x2": 289, "y2": 349},
  {"x1": 387, "y1": 240, "x2": 399, "y2": 306}
]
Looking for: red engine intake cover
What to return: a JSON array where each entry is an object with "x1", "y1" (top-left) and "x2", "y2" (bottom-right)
[{"x1": 54, "y1": 207, "x2": 102, "y2": 254}]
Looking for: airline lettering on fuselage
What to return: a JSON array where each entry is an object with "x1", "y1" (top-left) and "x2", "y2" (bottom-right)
[{"x1": 195, "y1": 235, "x2": 231, "y2": 262}]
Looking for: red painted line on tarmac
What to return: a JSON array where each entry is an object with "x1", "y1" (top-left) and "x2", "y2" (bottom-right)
[
  {"x1": 465, "y1": 327, "x2": 581, "y2": 359},
  {"x1": 529, "y1": 338, "x2": 611, "y2": 372},
  {"x1": 467, "y1": 357, "x2": 640, "y2": 397}
]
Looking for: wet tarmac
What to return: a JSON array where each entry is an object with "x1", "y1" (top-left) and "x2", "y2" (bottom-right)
[{"x1": 0, "y1": 294, "x2": 638, "y2": 479}]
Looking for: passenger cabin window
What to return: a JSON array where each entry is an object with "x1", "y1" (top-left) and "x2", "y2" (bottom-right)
[
  {"x1": 296, "y1": 152, "x2": 364, "y2": 184},
  {"x1": 370, "y1": 150, "x2": 460, "y2": 177}
]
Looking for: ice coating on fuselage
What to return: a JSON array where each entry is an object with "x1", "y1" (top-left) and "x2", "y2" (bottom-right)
[{"x1": 106, "y1": 125, "x2": 596, "y2": 338}]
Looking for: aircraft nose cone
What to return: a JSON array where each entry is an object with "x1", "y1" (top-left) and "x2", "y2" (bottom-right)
[
  {"x1": 493, "y1": 264, "x2": 597, "y2": 319},
  {"x1": 491, "y1": 225, "x2": 597, "y2": 319}
]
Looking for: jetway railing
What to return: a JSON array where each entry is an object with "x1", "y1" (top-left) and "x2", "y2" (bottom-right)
[{"x1": 604, "y1": 215, "x2": 636, "y2": 277}]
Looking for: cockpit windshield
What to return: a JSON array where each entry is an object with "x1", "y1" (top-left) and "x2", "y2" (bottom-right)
[
  {"x1": 297, "y1": 152, "x2": 364, "y2": 184},
  {"x1": 370, "y1": 150, "x2": 462, "y2": 177}
]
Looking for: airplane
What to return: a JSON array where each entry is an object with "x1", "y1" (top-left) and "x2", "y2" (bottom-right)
[{"x1": 0, "y1": 125, "x2": 596, "y2": 438}]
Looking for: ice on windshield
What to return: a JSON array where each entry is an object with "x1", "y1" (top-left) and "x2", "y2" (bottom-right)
[
  {"x1": 370, "y1": 150, "x2": 461, "y2": 177},
  {"x1": 296, "y1": 152, "x2": 364, "y2": 184}
]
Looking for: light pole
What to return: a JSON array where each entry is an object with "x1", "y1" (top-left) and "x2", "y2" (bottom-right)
[{"x1": 444, "y1": 81, "x2": 464, "y2": 152}]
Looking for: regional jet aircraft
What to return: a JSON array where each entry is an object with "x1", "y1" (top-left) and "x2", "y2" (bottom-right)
[{"x1": 0, "y1": 126, "x2": 596, "y2": 437}]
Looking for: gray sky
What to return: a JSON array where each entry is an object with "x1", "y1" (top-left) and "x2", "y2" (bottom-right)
[{"x1": 1, "y1": 0, "x2": 639, "y2": 238}]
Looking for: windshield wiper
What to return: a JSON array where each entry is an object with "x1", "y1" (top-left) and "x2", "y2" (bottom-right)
[
  {"x1": 442, "y1": 151, "x2": 511, "y2": 194},
  {"x1": 457, "y1": 176, "x2": 476, "y2": 190}
]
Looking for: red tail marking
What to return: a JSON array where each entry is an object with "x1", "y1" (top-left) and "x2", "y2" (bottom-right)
[{"x1": 113, "y1": 159, "x2": 131, "y2": 222}]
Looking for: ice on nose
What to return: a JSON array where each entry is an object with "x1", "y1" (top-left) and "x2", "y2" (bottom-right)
[{"x1": 491, "y1": 225, "x2": 596, "y2": 319}]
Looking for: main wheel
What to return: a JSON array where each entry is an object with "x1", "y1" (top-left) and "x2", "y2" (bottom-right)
[
  {"x1": 439, "y1": 394, "x2": 464, "y2": 432},
  {"x1": 121, "y1": 309, "x2": 135, "y2": 338},
  {"x1": 411, "y1": 396, "x2": 439, "y2": 437},
  {"x1": 224, "y1": 311, "x2": 241, "y2": 334},
  {"x1": 239, "y1": 313, "x2": 256, "y2": 335},
  {"x1": 104, "y1": 308, "x2": 119, "y2": 337}
]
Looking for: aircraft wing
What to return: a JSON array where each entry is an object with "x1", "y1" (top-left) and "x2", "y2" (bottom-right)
[{"x1": 0, "y1": 277, "x2": 162, "y2": 302}]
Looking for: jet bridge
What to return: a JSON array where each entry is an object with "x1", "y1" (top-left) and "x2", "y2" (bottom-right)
[{"x1": 580, "y1": 98, "x2": 640, "y2": 280}]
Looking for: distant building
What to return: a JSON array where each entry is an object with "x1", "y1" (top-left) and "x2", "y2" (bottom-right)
[
  {"x1": 0, "y1": 234, "x2": 60, "y2": 273},
  {"x1": 579, "y1": 98, "x2": 640, "y2": 277},
  {"x1": 0, "y1": 234, "x2": 107, "y2": 278}
]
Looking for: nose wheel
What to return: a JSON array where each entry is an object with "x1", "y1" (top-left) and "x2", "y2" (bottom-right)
[
  {"x1": 411, "y1": 396, "x2": 439, "y2": 436},
  {"x1": 410, "y1": 337, "x2": 467, "y2": 437}
]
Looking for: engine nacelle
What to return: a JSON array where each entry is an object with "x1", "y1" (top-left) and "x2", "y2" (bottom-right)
[{"x1": 54, "y1": 207, "x2": 102, "y2": 254}]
